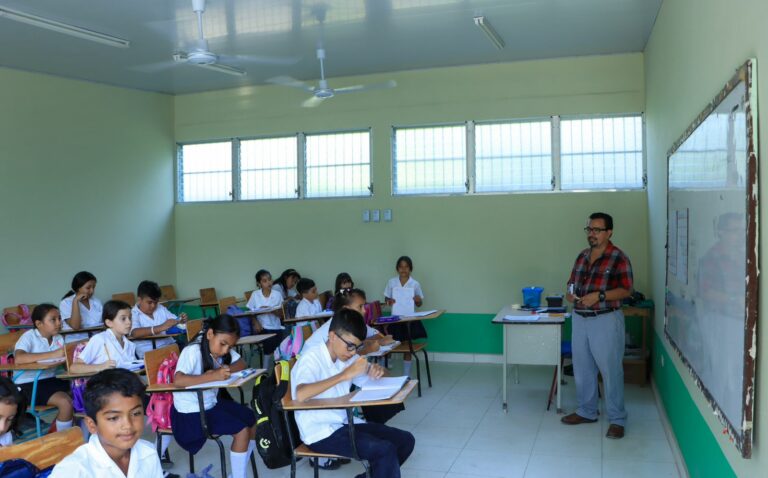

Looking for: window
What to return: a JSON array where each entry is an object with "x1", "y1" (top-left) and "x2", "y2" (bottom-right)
[
  {"x1": 305, "y1": 131, "x2": 371, "y2": 198},
  {"x1": 393, "y1": 125, "x2": 466, "y2": 195},
  {"x1": 475, "y1": 120, "x2": 552, "y2": 192},
  {"x1": 240, "y1": 136, "x2": 298, "y2": 200},
  {"x1": 560, "y1": 115, "x2": 643, "y2": 190},
  {"x1": 178, "y1": 142, "x2": 232, "y2": 202}
]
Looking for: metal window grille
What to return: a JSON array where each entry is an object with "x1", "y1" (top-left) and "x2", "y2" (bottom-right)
[
  {"x1": 393, "y1": 125, "x2": 466, "y2": 195},
  {"x1": 305, "y1": 130, "x2": 371, "y2": 198},
  {"x1": 178, "y1": 141, "x2": 232, "y2": 202},
  {"x1": 240, "y1": 136, "x2": 298, "y2": 200}
]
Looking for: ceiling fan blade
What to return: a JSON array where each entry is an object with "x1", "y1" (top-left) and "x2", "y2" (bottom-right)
[
  {"x1": 194, "y1": 62, "x2": 246, "y2": 76},
  {"x1": 219, "y1": 54, "x2": 299, "y2": 66},
  {"x1": 333, "y1": 80, "x2": 397, "y2": 95},
  {"x1": 132, "y1": 60, "x2": 178, "y2": 73},
  {"x1": 268, "y1": 76, "x2": 315, "y2": 92},
  {"x1": 302, "y1": 95, "x2": 326, "y2": 108}
]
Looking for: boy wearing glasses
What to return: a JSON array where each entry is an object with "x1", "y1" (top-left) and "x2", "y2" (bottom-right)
[
  {"x1": 562, "y1": 212, "x2": 633, "y2": 440},
  {"x1": 291, "y1": 309, "x2": 415, "y2": 478}
]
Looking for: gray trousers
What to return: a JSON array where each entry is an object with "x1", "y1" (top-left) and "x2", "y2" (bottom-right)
[{"x1": 572, "y1": 310, "x2": 628, "y2": 426}]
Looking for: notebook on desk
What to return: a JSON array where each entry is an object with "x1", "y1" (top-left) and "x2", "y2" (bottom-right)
[
  {"x1": 350, "y1": 376, "x2": 408, "y2": 402},
  {"x1": 186, "y1": 368, "x2": 259, "y2": 389}
]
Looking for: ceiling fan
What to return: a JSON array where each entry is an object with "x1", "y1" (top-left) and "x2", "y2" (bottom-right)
[
  {"x1": 267, "y1": 6, "x2": 396, "y2": 107},
  {"x1": 141, "y1": 0, "x2": 295, "y2": 77}
]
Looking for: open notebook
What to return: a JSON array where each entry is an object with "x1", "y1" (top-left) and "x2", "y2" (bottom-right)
[
  {"x1": 350, "y1": 376, "x2": 408, "y2": 402},
  {"x1": 186, "y1": 368, "x2": 259, "y2": 389},
  {"x1": 364, "y1": 341, "x2": 401, "y2": 358}
]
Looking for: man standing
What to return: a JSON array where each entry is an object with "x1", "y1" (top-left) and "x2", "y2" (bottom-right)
[{"x1": 562, "y1": 212, "x2": 633, "y2": 439}]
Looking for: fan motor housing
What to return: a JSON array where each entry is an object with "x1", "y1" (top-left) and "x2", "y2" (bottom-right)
[{"x1": 187, "y1": 50, "x2": 217, "y2": 65}]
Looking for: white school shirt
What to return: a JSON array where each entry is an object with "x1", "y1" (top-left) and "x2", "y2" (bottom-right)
[
  {"x1": 130, "y1": 304, "x2": 177, "y2": 358},
  {"x1": 290, "y1": 344, "x2": 365, "y2": 445},
  {"x1": 272, "y1": 284, "x2": 298, "y2": 300},
  {"x1": 60, "y1": 296, "x2": 104, "y2": 343},
  {"x1": 13, "y1": 329, "x2": 65, "y2": 383},
  {"x1": 0, "y1": 431, "x2": 12, "y2": 447},
  {"x1": 172, "y1": 343, "x2": 242, "y2": 413},
  {"x1": 51, "y1": 434, "x2": 162, "y2": 478},
  {"x1": 246, "y1": 289, "x2": 283, "y2": 330},
  {"x1": 383, "y1": 276, "x2": 424, "y2": 301},
  {"x1": 78, "y1": 329, "x2": 137, "y2": 367},
  {"x1": 295, "y1": 298, "x2": 322, "y2": 318}
]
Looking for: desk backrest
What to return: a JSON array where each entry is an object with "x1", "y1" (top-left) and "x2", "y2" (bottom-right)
[
  {"x1": 219, "y1": 296, "x2": 238, "y2": 314},
  {"x1": 112, "y1": 292, "x2": 136, "y2": 306},
  {"x1": 0, "y1": 427, "x2": 84, "y2": 468},
  {"x1": 244, "y1": 290, "x2": 254, "y2": 303},
  {"x1": 186, "y1": 319, "x2": 204, "y2": 342},
  {"x1": 318, "y1": 290, "x2": 332, "y2": 311},
  {"x1": 65, "y1": 339, "x2": 88, "y2": 371},
  {"x1": 0, "y1": 331, "x2": 22, "y2": 354},
  {"x1": 199, "y1": 288, "x2": 217, "y2": 305},
  {"x1": 144, "y1": 344, "x2": 180, "y2": 386},
  {"x1": 160, "y1": 285, "x2": 177, "y2": 302}
]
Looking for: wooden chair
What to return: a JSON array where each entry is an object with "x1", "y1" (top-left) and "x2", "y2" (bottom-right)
[
  {"x1": 0, "y1": 427, "x2": 84, "y2": 466},
  {"x1": 199, "y1": 288, "x2": 219, "y2": 318},
  {"x1": 112, "y1": 292, "x2": 136, "y2": 306},
  {"x1": 218, "y1": 296, "x2": 239, "y2": 315},
  {"x1": 0, "y1": 330, "x2": 22, "y2": 355},
  {"x1": 186, "y1": 319, "x2": 204, "y2": 342},
  {"x1": 276, "y1": 359, "x2": 370, "y2": 478},
  {"x1": 64, "y1": 339, "x2": 87, "y2": 372},
  {"x1": 244, "y1": 290, "x2": 254, "y2": 303},
  {"x1": 160, "y1": 285, "x2": 177, "y2": 302},
  {"x1": 318, "y1": 290, "x2": 332, "y2": 311}
]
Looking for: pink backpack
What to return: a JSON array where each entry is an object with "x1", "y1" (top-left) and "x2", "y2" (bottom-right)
[
  {"x1": 274, "y1": 322, "x2": 318, "y2": 361},
  {"x1": 146, "y1": 352, "x2": 178, "y2": 432},
  {"x1": 70, "y1": 342, "x2": 88, "y2": 413},
  {"x1": 0, "y1": 353, "x2": 13, "y2": 379},
  {"x1": 1, "y1": 305, "x2": 31, "y2": 327}
]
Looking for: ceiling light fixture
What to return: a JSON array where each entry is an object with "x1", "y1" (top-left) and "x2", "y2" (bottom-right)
[
  {"x1": 473, "y1": 16, "x2": 505, "y2": 50},
  {"x1": 0, "y1": 6, "x2": 130, "y2": 48}
]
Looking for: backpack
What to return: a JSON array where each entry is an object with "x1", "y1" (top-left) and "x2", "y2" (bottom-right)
[
  {"x1": 0, "y1": 459, "x2": 51, "y2": 478},
  {"x1": 252, "y1": 361, "x2": 298, "y2": 469},
  {"x1": 146, "y1": 352, "x2": 178, "y2": 432},
  {"x1": 70, "y1": 342, "x2": 88, "y2": 413},
  {"x1": 1, "y1": 305, "x2": 31, "y2": 328},
  {"x1": 273, "y1": 322, "x2": 317, "y2": 361},
  {"x1": 0, "y1": 353, "x2": 14, "y2": 379},
  {"x1": 227, "y1": 305, "x2": 252, "y2": 336},
  {"x1": 363, "y1": 301, "x2": 382, "y2": 327}
]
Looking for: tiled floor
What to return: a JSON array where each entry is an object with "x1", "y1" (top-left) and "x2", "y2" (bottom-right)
[{"x1": 157, "y1": 361, "x2": 684, "y2": 478}]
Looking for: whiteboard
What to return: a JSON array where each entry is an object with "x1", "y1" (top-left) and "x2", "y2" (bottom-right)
[{"x1": 665, "y1": 60, "x2": 758, "y2": 458}]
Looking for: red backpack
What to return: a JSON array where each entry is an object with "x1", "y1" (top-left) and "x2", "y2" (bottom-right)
[{"x1": 146, "y1": 352, "x2": 178, "y2": 432}]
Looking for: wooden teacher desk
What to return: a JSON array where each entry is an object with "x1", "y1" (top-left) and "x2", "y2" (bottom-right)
[{"x1": 492, "y1": 306, "x2": 565, "y2": 413}]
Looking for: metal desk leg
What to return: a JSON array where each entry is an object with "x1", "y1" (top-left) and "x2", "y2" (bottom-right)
[
  {"x1": 405, "y1": 322, "x2": 421, "y2": 397},
  {"x1": 556, "y1": 324, "x2": 562, "y2": 414},
  {"x1": 514, "y1": 365, "x2": 520, "y2": 384},
  {"x1": 502, "y1": 324, "x2": 507, "y2": 412}
]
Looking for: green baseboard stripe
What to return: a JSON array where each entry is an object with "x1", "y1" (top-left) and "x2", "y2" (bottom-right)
[{"x1": 652, "y1": 332, "x2": 736, "y2": 478}]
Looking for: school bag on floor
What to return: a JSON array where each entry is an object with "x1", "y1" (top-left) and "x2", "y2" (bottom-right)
[
  {"x1": 146, "y1": 352, "x2": 178, "y2": 431},
  {"x1": 1, "y1": 305, "x2": 31, "y2": 327},
  {"x1": 0, "y1": 459, "x2": 51, "y2": 478},
  {"x1": 252, "y1": 360, "x2": 297, "y2": 469},
  {"x1": 70, "y1": 342, "x2": 88, "y2": 413}
]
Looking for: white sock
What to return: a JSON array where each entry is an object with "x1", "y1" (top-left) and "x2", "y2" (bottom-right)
[
  {"x1": 56, "y1": 419, "x2": 73, "y2": 431},
  {"x1": 403, "y1": 360, "x2": 412, "y2": 376},
  {"x1": 158, "y1": 435, "x2": 172, "y2": 457},
  {"x1": 230, "y1": 450, "x2": 248, "y2": 478},
  {"x1": 78, "y1": 419, "x2": 90, "y2": 441}
]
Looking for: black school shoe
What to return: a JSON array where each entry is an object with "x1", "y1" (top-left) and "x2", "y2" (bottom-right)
[{"x1": 308, "y1": 458, "x2": 342, "y2": 470}]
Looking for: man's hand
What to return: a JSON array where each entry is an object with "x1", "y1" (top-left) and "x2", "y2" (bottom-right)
[{"x1": 579, "y1": 292, "x2": 600, "y2": 308}]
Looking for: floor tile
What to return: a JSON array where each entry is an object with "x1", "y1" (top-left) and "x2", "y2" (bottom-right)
[
  {"x1": 449, "y1": 448, "x2": 528, "y2": 478},
  {"x1": 524, "y1": 455, "x2": 602, "y2": 478}
]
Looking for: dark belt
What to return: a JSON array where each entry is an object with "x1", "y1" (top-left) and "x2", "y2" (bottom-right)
[{"x1": 574, "y1": 308, "x2": 617, "y2": 317}]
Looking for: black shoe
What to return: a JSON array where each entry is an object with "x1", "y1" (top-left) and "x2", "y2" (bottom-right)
[
  {"x1": 564, "y1": 364, "x2": 574, "y2": 376},
  {"x1": 309, "y1": 458, "x2": 341, "y2": 470},
  {"x1": 338, "y1": 458, "x2": 351, "y2": 465},
  {"x1": 161, "y1": 450, "x2": 174, "y2": 466}
]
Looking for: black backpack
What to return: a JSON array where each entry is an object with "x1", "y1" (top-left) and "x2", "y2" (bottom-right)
[{"x1": 252, "y1": 361, "x2": 299, "y2": 469}]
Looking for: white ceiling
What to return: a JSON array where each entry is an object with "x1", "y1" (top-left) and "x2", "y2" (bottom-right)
[{"x1": 0, "y1": 0, "x2": 662, "y2": 95}]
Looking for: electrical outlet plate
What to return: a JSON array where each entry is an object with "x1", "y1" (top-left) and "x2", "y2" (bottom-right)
[
  {"x1": 372, "y1": 209, "x2": 381, "y2": 222},
  {"x1": 362, "y1": 210, "x2": 370, "y2": 223},
  {"x1": 383, "y1": 209, "x2": 392, "y2": 222}
]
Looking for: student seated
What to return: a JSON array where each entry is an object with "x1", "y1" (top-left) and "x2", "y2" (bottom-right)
[
  {"x1": 325, "y1": 273, "x2": 354, "y2": 311},
  {"x1": 60, "y1": 271, "x2": 104, "y2": 343},
  {"x1": 295, "y1": 278, "x2": 321, "y2": 318},
  {"x1": 291, "y1": 309, "x2": 415, "y2": 478},
  {"x1": 71, "y1": 300, "x2": 137, "y2": 374},
  {"x1": 246, "y1": 269, "x2": 285, "y2": 361},
  {"x1": 13, "y1": 304, "x2": 74, "y2": 433},
  {"x1": 51, "y1": 368, "x2": 163, "y2": 478},
  {"x1": 0, "y1": 376, "x2": 26, "y2": 447},
  {"x1": 171, "y1": 315, "x2": 257, "y2": 478},
  {"x1": 130, "y1": 281, "x2": 187, "y2": 359},
  {"x1": 272, "y1": 268, "x2": 300, "y2": 301}
]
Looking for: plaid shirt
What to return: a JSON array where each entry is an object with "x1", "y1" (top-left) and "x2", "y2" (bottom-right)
[{"x1": 568, "y1": 241, "x2": 633, "y2": 310}]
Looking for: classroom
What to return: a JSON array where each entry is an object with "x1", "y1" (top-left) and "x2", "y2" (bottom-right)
[{"x1": 0, "y1": 0, "x2": 765, "y2": 477}]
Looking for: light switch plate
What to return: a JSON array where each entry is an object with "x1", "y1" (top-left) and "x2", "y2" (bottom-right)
[
  {"x1": 372, "y1": 209, "x2": 381, "y2": 222},
  {"x1": 383, "y1": 209, "x2": 392, "y2": 222},
  {"x1": 362, "y1": 210, "x2": 370, "y2": 223}
]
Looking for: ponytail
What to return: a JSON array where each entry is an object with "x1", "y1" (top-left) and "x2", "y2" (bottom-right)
[{"x1": 198, "y1": 314, "x2": 240, "y2": 373}]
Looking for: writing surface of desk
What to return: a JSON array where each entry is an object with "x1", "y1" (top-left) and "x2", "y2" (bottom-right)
[
  {"x1": 492, "y1": 306, "x2": 565, "y2": 413},
  {"x1": 283, "y1": 311, "x2": 333, "y2": 324},
  {"x1": 60, "y1": 325, "x2": 105, "y2": 338},
  {"x1": 282, "y1": 379, "x2": 417, "y2": 411}
]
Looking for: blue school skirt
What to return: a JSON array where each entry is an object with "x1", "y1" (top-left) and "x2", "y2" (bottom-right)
[
  {"x1": 19, "y1": 377, "x2": 70, "y2": 406},
  {"x1": 170, "y1": 400, "x2": 256, "y2": 454}
]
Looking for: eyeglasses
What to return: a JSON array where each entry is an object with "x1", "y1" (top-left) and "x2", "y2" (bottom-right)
[
  {"x1": 584, "y1": 227, "x2": 608, "y2": 234},
  {"x1": 336, "y1": 334, "x2": 365, "y2": 353}
]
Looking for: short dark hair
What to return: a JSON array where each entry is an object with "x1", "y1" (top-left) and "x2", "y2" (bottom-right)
[
  {"x1": 31, "y1": 304, "x2": 58, "y2": 327},
  {"x1": 136, "y1": 280, "x2": 161, "y2": 300},
  {"x1": 102, "y1": 300, "x2": 131, "y2": 324},
  {"x1": 84, "y1": 369, "x2": 146, "y2": 421},
  {"x1": 0, "y1": 376, "x2": 26, "y2": 434},
  {"x1": 296, "y1": 278, "x2": 316, "y2": 294},
  {"x1": 332, "y1": 288, "x2": 367, "y2": 312},
  {"x1": 329, "y1": 308, "x2": 366, "y2": 342},
  {"x1": 255, "y1": 269, "x2": 271, "y2": 285},
  {"x1": 62, "y1": 271, "x2": 97, "y2": 300},
  {"x1": 589, "y1": 212, "x2": 613, "y2": 230},
  {"x1": 396, "y1": 256, "x2": 413, "y2": 271}
]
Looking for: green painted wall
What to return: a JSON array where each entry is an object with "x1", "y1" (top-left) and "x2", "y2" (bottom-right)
[
  {"x1": 0, "y1": 68, "x2": 175, "y2": 324},
  {"x1": 645, "y1": 0, "x2": 768, "y2": 475},
  {"x1": 173, "y1": 54, "x2": 650, "y2": 349}
]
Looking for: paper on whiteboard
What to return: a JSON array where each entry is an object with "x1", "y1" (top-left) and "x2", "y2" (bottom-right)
[{"x1": 391, "y1": 287, "x2": 415, "y2": 316}]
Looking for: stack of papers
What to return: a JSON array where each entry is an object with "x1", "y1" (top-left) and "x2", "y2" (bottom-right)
[
  {"x1": 186, "y1": 368, "x2": 259, "y2": 389},
  {"x1": 365, "y1": 341, "x2": 401, "y2": 357},
  {"x1": 391, "y1": 287, "x2": 415, "y2": 316},
  {"x1": 405, "y1": 310, "x2": 438, "y2": 318},
  {"x1": 502, "y1": 314, "x2": 540, "y2": 322},
  {"x1": 351, "y1": 376, "x2": 409, "y2": 402}
]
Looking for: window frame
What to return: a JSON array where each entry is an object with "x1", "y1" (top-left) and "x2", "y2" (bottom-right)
[
  {"x1": 176, "y1": 138, "x2": 237, "y2": 204},
  {"x1": 303, "y1": 127, "x2": 374, "y2": 199},
  {"x1": 237, "y1": 133, "x2": 300, "y2": 202}
]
